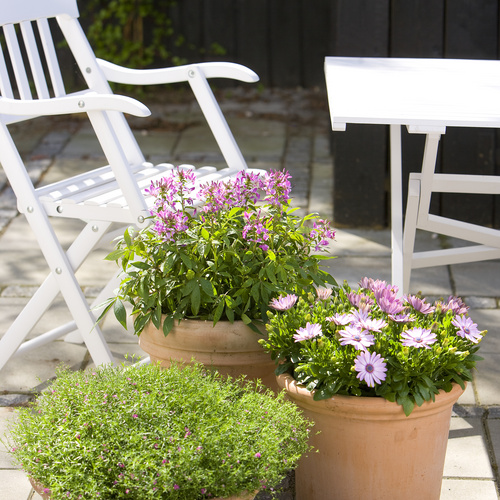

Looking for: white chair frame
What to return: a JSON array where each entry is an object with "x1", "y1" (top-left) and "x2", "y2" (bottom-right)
[{"x1": 0, "y1": 1, "x2": 261, "y2": 370}]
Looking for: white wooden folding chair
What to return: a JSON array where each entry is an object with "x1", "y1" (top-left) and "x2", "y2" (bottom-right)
[{"x1": 0, "y1": 1, "x2": 261, "y2": 370}]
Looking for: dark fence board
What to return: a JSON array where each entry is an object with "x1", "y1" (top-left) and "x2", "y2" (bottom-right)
[
  {"x1": 440, "y1": 0, "x2": 499, "y2": 227},
  {"x1": 330, "y1": 0, "x2": 390, "y2": 227},
  {"x1": 235, "y1": 0, "x2": 270, "y2": 85},
  {"x1": 301, "y1": 0, "x2": 332, "y2": 88},
  {"x1": 268, "y1": 0, "x2": 302, "y2": 87}
]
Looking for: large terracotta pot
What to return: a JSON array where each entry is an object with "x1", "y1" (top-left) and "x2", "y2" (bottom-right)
[
  {"x1": 277, "y1": 373, "x2": 465, "y2": 500},
  {"x1": 139, "y1": 319, "x2": 278, "y2": 391}
]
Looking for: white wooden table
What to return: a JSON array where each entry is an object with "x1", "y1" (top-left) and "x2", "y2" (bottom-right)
[{"x1": 325, "y1": 56, "x2": 500, "y2": 293}]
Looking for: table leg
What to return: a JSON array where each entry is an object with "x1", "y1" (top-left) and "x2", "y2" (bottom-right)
[{"x1": 390, "y1": 124, "x2": 404, "y2": 294}]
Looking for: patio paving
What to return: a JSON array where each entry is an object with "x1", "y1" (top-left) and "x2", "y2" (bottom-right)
[{"x1": 0, "y1": 87, "x2": 499, "y2": 498}]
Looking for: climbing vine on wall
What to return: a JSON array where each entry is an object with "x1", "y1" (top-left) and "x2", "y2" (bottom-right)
[{"x1": 82, "y1": 0, "x2": 184, "y2": 68}]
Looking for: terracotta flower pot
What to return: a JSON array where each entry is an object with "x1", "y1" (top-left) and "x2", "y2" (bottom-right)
[
  {"x1": 30, "y1": 478, "x2": 255, "y2": 499},
  {"x1": 139, "y1": 319, "x2": 278, "y2": 391},
  {"x1": 277, "y1": 373, "x2": 465, "y2": 500}
]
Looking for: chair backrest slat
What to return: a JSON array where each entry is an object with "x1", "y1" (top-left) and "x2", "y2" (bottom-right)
[
  {"x1": 37, "y1": 19, "x2": 65, "y2": 97},
  {"x1": 0, "y1": 48, "x2": 14, "y2": 99},
  {"x1": 20, "y1": 21, "x2": 50, "y2": 99},
  {"x1": 3, "y1": 24, "x2": 32, "y2": 100}
]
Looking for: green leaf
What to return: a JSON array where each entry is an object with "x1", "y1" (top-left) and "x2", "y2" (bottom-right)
[
  {"x1": 213, "y1": 300, "x2": 225, "y2": 325},
  {"x1": 104, "y1": 249, "x2": 124, "y2": 261},
  {"x1": 130, "y1": 261, "x2": 150, "y2": 270},
  {"x1": 123, "y1": 227, "x2": 132, "y2": 247},
  {"x1": 113, "y1": 300, "x2": 127, "y2": 330},
  {"x1": 152, "y1": 303, "x2": 162, "y2": 330},
  {"x1": 191, "y1": 284, "x2": 201, "y2": 316},
  {"x1": 201, "y1": 228, "x2": 210, "y2": 240},
  {"x1": 200, "y1": 278, "x2": 215, "y2": 297},
  {"x1": 162, "y1": 316, "x2": 174, "y2": 336},
  {"x1": 241, "y1": 313, "x2": 251, "y2": 325},
  {"x1": 180, "y1": 253, "x2": 193, "y2": 269},
  {"x1": 397, "y1": 395, "x2": 415, "y2": 416}
]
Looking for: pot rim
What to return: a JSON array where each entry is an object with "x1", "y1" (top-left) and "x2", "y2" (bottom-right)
[{"x1": 277, "y1": 373, "x2": 465, "y2": 420}]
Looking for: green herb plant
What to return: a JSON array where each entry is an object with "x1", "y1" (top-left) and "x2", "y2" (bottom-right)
[
  {"x1": 101, "y1": 168, "x2": 336, "y2": 336},
  {"x1": 7, "y1": 363, "x2": 313, "y2": 499}
]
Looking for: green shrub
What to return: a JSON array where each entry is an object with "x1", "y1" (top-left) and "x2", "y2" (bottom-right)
[{"x1": 6, "y1": 363, "x2": 312, "y2": 499}]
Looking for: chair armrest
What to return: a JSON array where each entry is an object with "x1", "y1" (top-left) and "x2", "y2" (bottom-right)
[
  {"x1": 97, "y1": 59, "x2": 259, "y2": 86},
  {"x1": 0, "y1": 92, "x2": 151, "y2": 117}
]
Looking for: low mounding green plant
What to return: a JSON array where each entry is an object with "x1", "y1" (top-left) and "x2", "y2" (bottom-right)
[
  {"x1": 102, "y1": 167, "x2": 336, "y2": 336},
  {"x1": 7, "y1": 363, "x2": 312, "y2": 499},
  {"x1": 260, "y1": 278, "x2": 485, "y2": 416}
]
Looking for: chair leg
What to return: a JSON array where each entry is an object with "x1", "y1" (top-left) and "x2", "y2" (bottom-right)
[{"x1": 0, "y1": 217, "x2": 116, "y2": 370}]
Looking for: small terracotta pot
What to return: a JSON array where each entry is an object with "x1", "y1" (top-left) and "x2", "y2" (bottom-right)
[
  {"x1": 30, "y1": 478, "x2": 255, "y2": 499},
  {"x1": 139, "y1": 318, "x2": 278, "y2": 391},
  {"x1": 278, "y1": 373, "x2": 465, "y2": 500}
]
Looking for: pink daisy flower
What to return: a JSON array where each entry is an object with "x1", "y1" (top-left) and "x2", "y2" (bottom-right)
[
  {"x1": 451, "y1": 316, "x2": 483, "y2": 343},
  {"x1": 405, "y1": 295, "x2": 435, "y2": 315},
  {"x1": 339, "y1": 325, "x2": 375, "y2": 350},
  {"x1": 401, "y1": 327, "x2": 437, "y2": 349},
  {"x1": 293, "y1": 322, "x2": 323, "y2": 342},
  {"x1": 326, "y1": 313, "x2": 354, "y2": 326},
  {"x1": 269, "y1": 294, "x2": 298, "y2": 311},
  {"x1": 354, "y1": 351, "x2": 387, "y2": 387}
]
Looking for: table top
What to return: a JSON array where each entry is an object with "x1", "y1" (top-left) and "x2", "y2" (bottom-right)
[{"x1": 325, "y1": 56, "x2": 500, "y2": 132}]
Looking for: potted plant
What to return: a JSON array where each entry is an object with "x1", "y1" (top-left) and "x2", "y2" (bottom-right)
[
  {"x1": 100, "y1": 167, "x2": 336, "y2": 388},
  {"x1": 259, "y1": 278, "x2": 486, "y2": 500},
  {"x1": 6, "y1": 362, "x2": 313, "y2": 499}
]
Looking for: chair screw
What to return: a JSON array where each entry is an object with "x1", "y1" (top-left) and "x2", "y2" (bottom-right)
[
  {"x1": 78, "y1": 100, "x2": 85, "y2": 108},
  {"x1": 26, "y1": 206, "x2": 34, "y2": 213},
  {"x1": 137, "y1": 215, "x2": 145, "y2": 223},
  {"x1": 55, "y1": 268, "x2": 62, "y2": 275},
  {"x1": 188, "y1": 70, "x2": 196, "y2": 78},
  {"x1": 92, "y1": 225, "x2": 99, "y2": 232}
]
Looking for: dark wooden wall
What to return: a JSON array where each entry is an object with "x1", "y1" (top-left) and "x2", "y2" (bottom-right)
[{"x1": 78, "y1": 0, "x2": 500, "y2": 228}]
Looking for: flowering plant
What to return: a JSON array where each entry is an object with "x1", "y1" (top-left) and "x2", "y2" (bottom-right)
[
  {"x1": 260, "y1": 278, "x2": 486, "y2": 415},
  {"x1": 103, "y1": 167, "x2": 336, "y2": 335},
  {"x1": 6, "y1": 363, "x2": 312, "y2": 499}
]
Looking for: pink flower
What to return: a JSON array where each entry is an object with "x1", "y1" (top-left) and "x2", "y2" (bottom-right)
[
  {"x1": 401, "y1": 327, "x2": 437, "y2": 349},
  {"x1": 254, "y1": 452, "x2": 262, "y2": 458},
  {"x1": 339, "y1": 325, "x2": 375, "y2": 350},
  {"x1": 326, "y1": 313, "x2": 353, "y2": 326},
  {"x1": 293, "y1": 323, "x2": 322, "y2": 342},
  {"x1": 269, "y1": 294, "x2": 298, "y2": 311},
  {"x1": 405, "y1": 295, "x2": 435, "y2": 315},
  {"x1": 174, "y1": 484, "x2": 180, "y2": 490},
  {"x1": 441, "y1": 296, "x2": 469, "y2": 316},
  {"x1": 354, "y1": 351, "x2": 387, "y2": 387},
  {"x1": 316, "y1": 287, "x2": 333, "y2": 300},
  {"x1": 451, "y1": 316, "x2": 483, "y2": 343}
]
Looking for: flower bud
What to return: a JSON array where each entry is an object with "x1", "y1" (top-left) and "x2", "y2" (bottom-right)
[{"x1": 186, "y1": 269, "x2": 195, "y2": 280}]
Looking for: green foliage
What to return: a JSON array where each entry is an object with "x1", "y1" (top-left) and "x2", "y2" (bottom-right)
[
  {"x1": 6, "y1": 363, "x2": 313, "y2": 499},
  {"x1": 100, "y1": 169, "x2": 336, "y2": 336},
  {"x1": 260, "y1": 281, "x2": 485, "y2": 416},
  {"x1": 82, "y1": 0, "x2": 184, "y2": 68}
]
